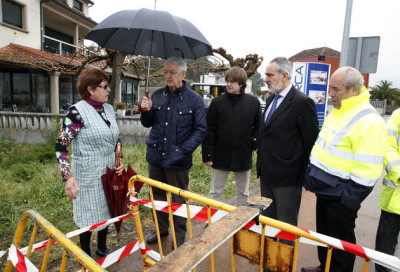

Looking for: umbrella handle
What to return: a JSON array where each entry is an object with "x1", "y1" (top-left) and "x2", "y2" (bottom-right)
[{"x1": 116, "y1": 143, "x2": 121, "y2": 167}]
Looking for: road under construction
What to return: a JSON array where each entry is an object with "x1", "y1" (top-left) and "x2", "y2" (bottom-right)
[{"x1": 3, "y1": 174, "x2": 398, "y2": 272}]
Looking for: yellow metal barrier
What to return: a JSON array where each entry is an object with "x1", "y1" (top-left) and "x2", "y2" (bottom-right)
[
  {"x1": 128, "y1": 175, "x2": 375, "y2": 272},
  {"x1": 4, "y1": 209, "x2": 105, "y2": 272},
  {"x1": 3, "y1": 174, "x2": 387, "y2": 271}
]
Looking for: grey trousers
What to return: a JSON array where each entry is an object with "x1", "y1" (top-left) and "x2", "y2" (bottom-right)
[
  {"x1": 260, "y1": 183, "x2": 302, "y2": 225},
  {"x1": 260, "y1": 184, "x2": 302, "y2": 246},
  {"x1": 209, "y1": 169, "x2": 251, "y2": 206},
  {"x1": 149, "y1": 164, "x2": 189, "y2": 238}
]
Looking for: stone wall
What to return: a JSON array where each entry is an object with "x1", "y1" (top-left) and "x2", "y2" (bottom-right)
[{"x1": 0, "y1": 112, "x2": 150, "y2": 145}]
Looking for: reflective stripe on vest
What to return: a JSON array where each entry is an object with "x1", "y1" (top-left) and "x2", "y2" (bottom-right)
[
  {"x1": 383, "y1": 178, "x2": 400, "y2": 190},
  {"x1": 387, "y1": 128, "x2": 400, "y2": 146},
  {"x1": 310, "y1": 155, "x2": 378, "y2": 187},
  {"x1": 311, "y1": 107, "x2": 382, "y2": 187},
  {"x1": 386, "y1": 159, "x2": 400, "y2": 174},
  {"x1": 316, "y1": 137, "x2": 383, "y2": 164}
]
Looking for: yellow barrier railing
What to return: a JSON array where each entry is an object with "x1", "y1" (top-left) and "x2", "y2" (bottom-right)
[
  {"x1": 128, "y1": 175, "x2": 374, "y2": 272},
  {"x1": 4, "y1": 209, "x2": 105, "y2": 272}
]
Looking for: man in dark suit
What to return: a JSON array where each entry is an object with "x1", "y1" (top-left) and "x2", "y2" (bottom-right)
[{"x1": 257, "y1": 57, "x2": 319, "y2": 230}]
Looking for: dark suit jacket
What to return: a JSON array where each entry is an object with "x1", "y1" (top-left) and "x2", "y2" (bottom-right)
[{"x1": 257, "y1": 86, "x2": 319, "y2": 187}]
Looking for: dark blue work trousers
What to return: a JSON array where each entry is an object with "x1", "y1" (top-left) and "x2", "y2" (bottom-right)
[
  {"x1": 316, "y1": 197, "x2": 358, "y2": 272},
  {"x1": 375, "y1": 209, "x2": 400, "y2": 272}
]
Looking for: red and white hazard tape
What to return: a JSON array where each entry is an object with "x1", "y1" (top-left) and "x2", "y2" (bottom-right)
[
  {"x1": 0, "y1": 211, "x2": 137, "y2": 260},
  {"x1": 8, "y1": 244, "x2": 39, "y2": 272},
  {"x1": 78, "y1": 239, "x2": 161, "y2": 271},
  {"x1": 136, "y1": 199, "x2": 322, "y2": 246},
  {"x1": 136, "y1": 199, "x2": 400, "y2": 271}
]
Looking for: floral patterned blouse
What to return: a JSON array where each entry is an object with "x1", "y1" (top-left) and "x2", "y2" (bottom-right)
[{"x1": 55, "y1": 106, "x2": 121, "y2": 181}]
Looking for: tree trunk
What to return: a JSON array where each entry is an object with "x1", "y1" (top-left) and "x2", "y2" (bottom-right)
[{"x1": 109, "y1": 50, "x2": 127, "y2": 108}]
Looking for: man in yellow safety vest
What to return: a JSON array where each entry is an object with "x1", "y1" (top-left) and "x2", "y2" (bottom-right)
[
  {"x1": 301, "y1": 66, "x2": 386, "y2": 272},
  {"x1": 375, "y1": 108, "x2": 400, "y2": 272}
]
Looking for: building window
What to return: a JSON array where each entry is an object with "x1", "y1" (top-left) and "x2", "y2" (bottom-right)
[
  {"x1": 2, "y1": 0, "x2": 24, "y2": 29},
  {"x1": 44, "y1": 27, "x2": 75, "y2": 55},
  {"x1": 73, "y1": 0, "x2": 82, "y2": 11},
  {"x1": 59, "y1": 75, "x2": 81, "y2": 113},
  {"x1": 0, "y1": 71, "x2": 50, "y2": 112},
  {"x1": 0, "y1": 72, "x2": 12, "y2": 111},
  {"x1": 121, "y1": 81, "x2": 138, "y2": 109}
]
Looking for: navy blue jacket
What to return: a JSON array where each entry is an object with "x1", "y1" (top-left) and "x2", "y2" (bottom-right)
[
  {"x1": 140, "y1": 82, "x2": 207, "y2": 170},
  {"x1": 304, "y1": 164, "x2": 373, "y2": 211}
]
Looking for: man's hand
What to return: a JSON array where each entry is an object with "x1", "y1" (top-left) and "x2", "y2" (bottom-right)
[
  {"x1": 140, "y1": 95, "x2": 152, "y2": 111},
  {"x1": 204, "y1": 161, "x2": 213, "y2": 167},
  {"x1": 65, "y1": 177, "x2": 80, "y2": 200}
]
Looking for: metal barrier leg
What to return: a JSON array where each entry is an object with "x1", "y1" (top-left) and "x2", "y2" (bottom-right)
[
  {"x1": 26, "y1": 223, "x2": 38, "y2": 259},
  {"x1": 149, "y1": 185, "x2": 164, "y2": 258},
  {"x1": 207, "y1": 206, "x2": 215, "y2": 272},
  {"x1": 259, "y1": 224, "x2": 266, "y2": 272},
  {"x1": 60, "y1": 250, "x2": 69, "y2": 272},
  {"x1": 292, "y1": 236, "x2": 300, "y2": 272},
  {"x1": 325, "y1": 246, "x2": 333, "y2": 272},
  {"x1": 185, "y1": 198, "x2": 196, "y2": 272},
  {"x1": 231, "y1": 236, "x2": 235, "y2": 272},
  {"x1": 129, "y1": 185, "x2": 157, "y2": 269},
  {"x1": 167, "y1": 192, "x2": 177, "y2": 250},
  {"x1": 40, "y1": 236, "x2": 53, "y2": 271},
  {"x1": 362, "y1": 259, "x2": 370, "y2": 272},
  {"x1": 5, "y1": 214, "x2": 29, "y2": 272}
]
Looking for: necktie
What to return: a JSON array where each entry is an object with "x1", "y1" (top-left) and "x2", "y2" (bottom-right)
[{"x1": 265, "y1": 94, "x2": 281, "y2": 125}]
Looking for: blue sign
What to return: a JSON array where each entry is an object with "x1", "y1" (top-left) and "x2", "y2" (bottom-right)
[{"x1": 292, "y1": 62, "x2": 331, "y2": 129}]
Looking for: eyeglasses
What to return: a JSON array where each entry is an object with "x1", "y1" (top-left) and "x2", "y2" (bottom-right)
[
  {"x1": 164, "y1": 70, "x2": 179, "y2": 76},
  {"x1": 97, "y1": 84, "x2": 110, "y2": 89}
]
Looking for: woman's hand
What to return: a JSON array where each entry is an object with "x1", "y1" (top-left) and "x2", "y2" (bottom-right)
[
  {"x1": 115, "y1": 161, "x2": 125, "y2": 176},
  {"x1": 65, "y1": 177, "x2": 80, "y2": 200}
]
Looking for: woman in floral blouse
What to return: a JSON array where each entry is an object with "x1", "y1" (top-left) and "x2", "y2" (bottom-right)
[{"x1": 55, "y1": 68, "x2": 123, "y2": 257}]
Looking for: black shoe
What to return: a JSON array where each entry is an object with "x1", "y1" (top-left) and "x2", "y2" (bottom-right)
[
  {"x1": 95, "y1": 247, "x2": 111, "y2": 257},
  {"x1": 146, "y1": 231, "x2": 168, "y2": 244},
  {"x1": 171, "y1": 236, "x2": 185, "y2": 250}
]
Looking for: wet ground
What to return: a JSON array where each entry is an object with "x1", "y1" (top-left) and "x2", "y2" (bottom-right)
[{"x1": 108, "y1": 180, "x2": 383, "y2": 271}]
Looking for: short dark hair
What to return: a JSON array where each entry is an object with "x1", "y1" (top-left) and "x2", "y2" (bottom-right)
[
  {"x1": 76, "y1": 68, "x2": 109, "y2": 99},
  {"x1": 225, "y1": 67, "x2": 247, "y2": 92}
]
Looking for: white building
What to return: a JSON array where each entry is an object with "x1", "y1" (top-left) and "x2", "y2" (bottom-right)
[{"x1": 0, "y1": 0, "x2": 138, "y2": 113}]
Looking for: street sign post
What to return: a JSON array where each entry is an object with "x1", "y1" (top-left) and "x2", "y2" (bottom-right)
[{"x1": 346, "y1": 36, "x2": 380, "y2": 73}]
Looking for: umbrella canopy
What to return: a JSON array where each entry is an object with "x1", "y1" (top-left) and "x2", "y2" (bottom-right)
[{"x1": 85, "y1": 8, "x2": 213, "y2": 59}]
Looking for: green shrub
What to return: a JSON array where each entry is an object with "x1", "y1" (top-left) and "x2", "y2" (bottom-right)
[{"x1": 116, "y1": 102, "x2": 127, "y2": 110}]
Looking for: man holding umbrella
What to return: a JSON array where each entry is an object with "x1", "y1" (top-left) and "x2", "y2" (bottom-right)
[{"x1": 140, "y1": 57, "x2": 207, "y2": 248}]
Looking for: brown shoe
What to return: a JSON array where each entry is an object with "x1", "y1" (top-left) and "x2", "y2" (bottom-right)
[{"x1": 301, "y1": 266, "x2": 322, "y2": 272}]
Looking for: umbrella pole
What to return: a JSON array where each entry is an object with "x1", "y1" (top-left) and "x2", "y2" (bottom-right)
[{"x1": 145, "y1": 56, "x2": 151, "y2": 93}]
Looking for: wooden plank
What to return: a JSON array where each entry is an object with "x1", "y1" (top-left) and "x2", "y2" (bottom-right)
[{"x1": 147, "y1": 206, "x2": 260, "y2": 272}]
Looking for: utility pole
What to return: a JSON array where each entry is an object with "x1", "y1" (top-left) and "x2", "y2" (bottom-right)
[{"x1": 339, "y1": 0, "x2": 353, "y2": 67}]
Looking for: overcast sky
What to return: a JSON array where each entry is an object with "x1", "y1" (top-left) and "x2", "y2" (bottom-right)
[{"x1": 88, "y1": 0, "x2": 400, "y2": 87}]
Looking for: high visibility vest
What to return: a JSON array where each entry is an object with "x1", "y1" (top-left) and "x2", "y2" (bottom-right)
[
  {"x1": 310, "y1": 86, "x2": 386, "y2": 188},
  {"x1": 380, "y1": 108, "x2": 400, "y2": 215}
]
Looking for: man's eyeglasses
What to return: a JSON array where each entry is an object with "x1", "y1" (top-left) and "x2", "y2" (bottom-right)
[
  {"x1": 98, "y1": 84, "x2": 110, "y2": 89},
  {"x1": 164, "y1": 70, "x2": 179, "y2": 76}
]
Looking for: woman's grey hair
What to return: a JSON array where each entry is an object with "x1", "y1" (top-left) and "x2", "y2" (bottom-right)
[
  {"x1": 165, "y1": 57, "x2": 187, "y2": 72},
  {"x1": 343, "y1": 66, "x2": 364, "y2": 91},
  {"x1": 271, "y1": 57, "x2": 293, "y2": 80}
]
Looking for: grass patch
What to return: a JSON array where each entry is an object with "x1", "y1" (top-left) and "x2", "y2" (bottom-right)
[{"x1": 0, "y1": 138, "x2": 259, "y2": 270}]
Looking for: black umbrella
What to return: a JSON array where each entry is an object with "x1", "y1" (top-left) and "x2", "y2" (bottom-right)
[{"x1": 85, "y1": 8, "x2": 213, "y2": 60}]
